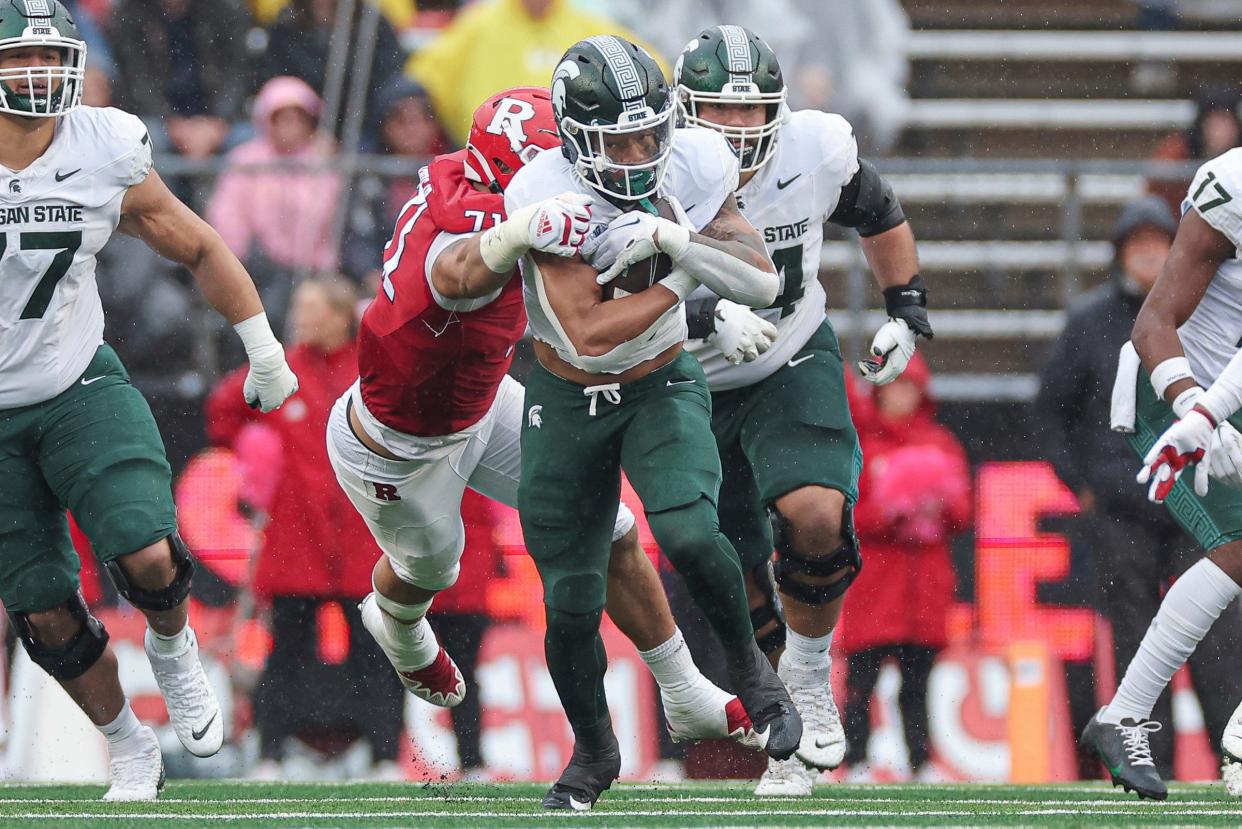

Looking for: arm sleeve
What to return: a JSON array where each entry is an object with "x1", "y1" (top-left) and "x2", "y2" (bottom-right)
[
  {"x1": 828, "y1": 159, "x2": 906, "y2": 238},
  {"x1": 204, "y1": 366, "x2": 256, "y2": 448}
]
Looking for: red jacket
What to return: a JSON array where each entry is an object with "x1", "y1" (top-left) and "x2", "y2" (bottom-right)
[
  {"x1": 205, "y1": 342, "x2": 379, "y2": 599},
  {"x1": 838, "y1": 356, "x2": 972, "y2": 653}
]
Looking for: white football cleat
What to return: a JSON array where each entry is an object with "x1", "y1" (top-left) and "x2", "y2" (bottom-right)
[
  {"x1": 785, "y1": 668, "x2": 847, "y2": 770},
  {"x1": 664, "y1": 676, "x2": 766, "y2": 751},
  {"x1": 145, "y1": 627, "x2": 223, "y2": 757},
  {"x1": 360, "y1": 593, "x2": 465, "y2": 707},
  {"x1": 1222, "y1": 699, "x2": 1242, "y2": 796},
  {"x1": 754, "y1": 755, "x2": 816, "y2": 797},
  {"x1": 103, "y1": 726, "x2": 164, "y2": 801}
]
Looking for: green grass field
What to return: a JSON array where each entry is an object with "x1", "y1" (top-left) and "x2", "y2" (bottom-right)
[{"x1": 3, "y1": 781, "x2": 1242, "y2": 828}]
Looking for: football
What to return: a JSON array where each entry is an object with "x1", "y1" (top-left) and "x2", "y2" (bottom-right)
[{"x1": 601, "y1": 197, "x2": 678, "y2": 299}]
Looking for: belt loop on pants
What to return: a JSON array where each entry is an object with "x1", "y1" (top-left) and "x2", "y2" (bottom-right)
[{"x1": 583, "y1": 383, "x2": 622, "y2": 416}]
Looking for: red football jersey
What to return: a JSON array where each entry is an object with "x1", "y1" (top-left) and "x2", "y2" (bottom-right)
[{"x1": 358, "y1": 149, "x2": 526, "y2": 436}]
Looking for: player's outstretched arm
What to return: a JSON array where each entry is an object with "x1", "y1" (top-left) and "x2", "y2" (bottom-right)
[
  {"x1": 598, "y1": 196, "x2": 777, "y2": 308},
  {"x1": 534, "y1": 250, "x2": 697, "y2": 362},
  {"x1": 432, "y1": 193, "x2": 592, "y2": 300},
  {"x1": 119, "y1": 170, "x2": 299, "y2": 412}
]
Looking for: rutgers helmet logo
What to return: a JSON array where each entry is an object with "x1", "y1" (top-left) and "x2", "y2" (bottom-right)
[{"x1": 486, "y1": 97, "x2": 538, "y2": 157}]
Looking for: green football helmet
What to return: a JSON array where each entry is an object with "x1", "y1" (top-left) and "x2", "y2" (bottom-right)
[
  {"x1": 551, "y1": 35, "x2": 674, "y2": 202},
  {"x1": 0, "y1": 0, "x2": 86, "y2": 118},
  {"x1": 675, "y1": 25, "x2": 787, "y2": 174}
]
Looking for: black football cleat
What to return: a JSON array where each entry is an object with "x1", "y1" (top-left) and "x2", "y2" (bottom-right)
[
  {"x1": 542, "y1": 720, "x2": 622, "y2": 812},
  {"x1": 1082, "y1": 707, "x2": 1168, "y2": 801},
  {"x1": 727, "y1": 640, "x2": 803, "y2": 761}
]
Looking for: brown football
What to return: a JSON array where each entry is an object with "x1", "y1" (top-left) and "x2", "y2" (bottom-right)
[{"x1": 601, "y1": 197, "x2": 678, "y2": 300}]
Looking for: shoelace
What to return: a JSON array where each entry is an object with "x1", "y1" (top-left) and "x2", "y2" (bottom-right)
[
  {"x1": 1118, "y1": 720, "x2": 1161, "y2": 767},
  {"x1": 583, "y1": 383, "x2": 621, "y2": 416}
]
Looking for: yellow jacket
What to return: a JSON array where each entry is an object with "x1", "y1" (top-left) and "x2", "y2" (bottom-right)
[
  {"x1": 408, "y1": 0, "x2": 668, "y2": 145},
  {"x1": 250, "y1": 0, "x2": 415, "y2": 28}
]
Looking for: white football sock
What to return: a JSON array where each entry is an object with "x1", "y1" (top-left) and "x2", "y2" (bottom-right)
[
  {"x1": 98, "y1": 701, "x2": 142, "y2": 747},
  {"x1": 638, "y1": 628, "x2": 699, "y2": 692},
  {"x1": 1102, "y1": 558, "x2": 1240, "y2": 724},
  {"x1": 379, "y1": 610, "x2": 438, "y2": 671},
  {"x1": 782, "y1": 627, "x2": 832, "y2": 679},
  {"x1": 147, "y1": 622, "x2": 191, "y2": 657}
]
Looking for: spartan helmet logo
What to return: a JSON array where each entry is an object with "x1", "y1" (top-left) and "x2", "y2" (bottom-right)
[
  {"x1": 485, "y1": 96, "x2": 537, "y2": 158},
  {"x1": 551, "y1": 59, "x2": 581, "y2": 118},
  {"x1": 527, "y1": 405, "x2": 543, "y2": 429},
  {"x1": 8, "y1": 180, "x2": 21, "y2": 194}
]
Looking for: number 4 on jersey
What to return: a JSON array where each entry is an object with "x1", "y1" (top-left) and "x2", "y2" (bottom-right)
[{"x1": 0, "y1": 230, "x2": 83, "y2": 319}]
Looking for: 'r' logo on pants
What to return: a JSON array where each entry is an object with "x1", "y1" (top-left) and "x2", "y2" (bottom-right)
[{"x1": 371, "y1": 482, "x2": 401, "y2": 501}]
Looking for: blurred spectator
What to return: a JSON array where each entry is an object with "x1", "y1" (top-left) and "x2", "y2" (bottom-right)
[
  {"x1": 251, "y1": 0, "x2": 416, "y2": 29},
  {"x1": 108, "y1": 0, "x2": 253, "y2": 159},
  {"x1": 260, "y1": 0, "x2": 406, "y2": 136},
  {"x1": 616, "y1": 0, "x2": 910, "y2": 154},
  {"x1": 205, "y1": 276, "x2": 405, "y2": 776},
  {"x1": 1148, "y1": 89, "x2": 1242, "y2": 216},
  {"x1": 407, "y1": 0, "x2": 666, "y2": 146},
  {"x1": 427, "y1": 489, "x2": 506, "y2": 778},
  {"x1": 839, "y1": 355, "x2": 971, "y2": 781},
  {"x1": 1035, "y1": 196, "x2": 1241, "y2": 778},
  {"x1": 342, "y1": 77, "x2": 447, "y2": 286},
  {"x1": 64, "y1": 0, "x2": 114, "y2": 106},
  {"x1": 207, "y1": 76, "x2": 343, "y2": 339}
]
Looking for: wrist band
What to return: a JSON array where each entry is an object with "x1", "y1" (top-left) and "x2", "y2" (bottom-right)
[{"x1": 1151, "y1": 356, "x2": 1195, "y2": 399}]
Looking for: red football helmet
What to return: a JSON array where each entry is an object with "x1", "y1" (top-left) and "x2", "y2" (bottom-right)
[{"x1": 464, "y1": 86, "x2": 561, "y2": 192}]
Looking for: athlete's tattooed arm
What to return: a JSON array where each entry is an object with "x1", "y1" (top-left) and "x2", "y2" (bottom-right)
[
  {"x1": 658, "y1": 195, "x2": 777, "y2": 308},
  {"x1": 689, "y1": 195, "x2": 774, "y2": 273}
]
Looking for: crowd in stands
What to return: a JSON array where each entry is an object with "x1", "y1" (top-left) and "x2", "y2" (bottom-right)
[{"x1": 58, "y1": 0, "x2": 1242, "y2": 783}]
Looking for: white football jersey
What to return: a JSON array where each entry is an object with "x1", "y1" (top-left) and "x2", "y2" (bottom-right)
[
  {"x1": 0, "y1": 106, "x2": 151, "y2": 408},
  {"x1": 505, "y1": 127, "x2": 738, "y2": 375},
  {"x1": 685, "y1": 109, "x2": 859, "y2": 390},
  {"x1": 1179, "y1": 148, "x2": 1242, "y2": 387}
]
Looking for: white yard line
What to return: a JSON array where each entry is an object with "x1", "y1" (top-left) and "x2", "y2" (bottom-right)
[{"x1": 7, "y1": 807, "x2": 1242, "y2": 819}]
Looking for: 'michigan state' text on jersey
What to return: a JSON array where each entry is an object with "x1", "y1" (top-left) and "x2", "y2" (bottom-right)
[{"x1": 0, "y1": 106, "x2": 151, "y2": 408}]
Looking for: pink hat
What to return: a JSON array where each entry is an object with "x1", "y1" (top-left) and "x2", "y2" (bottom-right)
[{"x1": 252, "y1": 75, "x2": 324, "y2": 133}]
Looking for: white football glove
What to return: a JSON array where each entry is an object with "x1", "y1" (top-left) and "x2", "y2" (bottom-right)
[
  {"x1": 858, "y1": 318, "x2": 917, "y2": 385},
  {"x1": 524, "y1": 192, "x2": 593, "y2": 257},
  {"x1": 1174, "y1": 386, "x2": 1242, "y2": 489},
  {"x1": 234, "y1": 313, "x2": 299, "y2": 413},
  {"x1": 707, "y1": 299, "x2": 779, "y2": 365},
  {"x1": 581, "y1": 211, "x2": 654, "y2": 270},
  {"x1": 1137, "y1": 409, "x2": 1214, "y2": 502}
]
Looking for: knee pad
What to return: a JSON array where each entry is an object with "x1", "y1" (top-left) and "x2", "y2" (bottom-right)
[
  {"x1": 771, "y1": 508, "x2": 862, "y2": 606},
  {"x1": 104, "y1": 531, "x2": 196, "y2": 612},
  {"x1": 545, "y1": 572, "x2": 607, "y2": 616},
  {"x1": 9, "y1": 592, "x2": 109, "y2": 681},
  {"x1": 749, "y1": 559, "x2": 787, "y2": 655}
]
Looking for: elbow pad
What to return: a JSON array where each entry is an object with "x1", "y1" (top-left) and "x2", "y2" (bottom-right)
[{"x1": 829, "y1": 159, "x2": 906, "y2": 238}]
